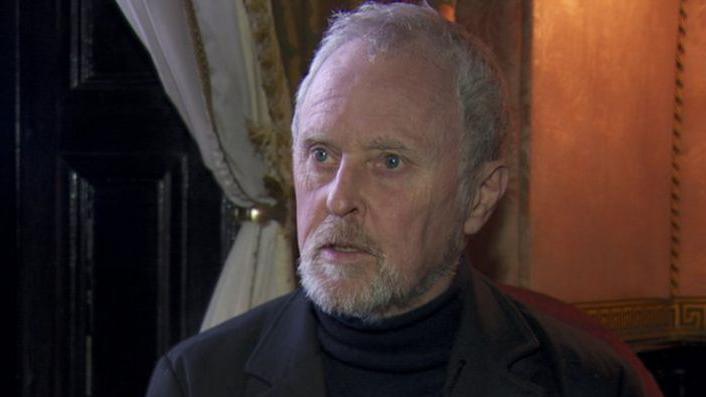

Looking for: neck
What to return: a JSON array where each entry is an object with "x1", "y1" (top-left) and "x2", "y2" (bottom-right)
[{"x1": 314, "y1": 280, "x2": 462, "y2": 371}]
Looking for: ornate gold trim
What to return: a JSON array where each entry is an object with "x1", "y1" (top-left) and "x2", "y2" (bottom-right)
[
  {"x1": 577, "y1": 297, "x2": 706, "y2": 350},
  {"x1": 183, "y1": 0, "x2": 294, "y2": 224},
  {"x1": 243, "y1": 0, "x2": 293, "y2": 201},
  {"x1": 674, "y1": 297, "x2": 706, "y2": 335},
  {"x1": 578, "y1": 299, "x2": 673, "y2": 342},
  {"x1": 183, "y1": 0, "x2": 213, "y2": 123}
]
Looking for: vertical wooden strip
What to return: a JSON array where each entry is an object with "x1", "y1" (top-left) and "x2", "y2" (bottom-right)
[
  {"x1": 517, "y1": 0, "x2": 533, "y2": 288},
  {"x1": 79, "y1": 177, "x2": 95, "y2": 397},
  {"x1": 669, "y1": 0, "x2": 687, "y2": 297},
  {"x1": 156, "y1": 171, "x2": 172, "y2": 355}
]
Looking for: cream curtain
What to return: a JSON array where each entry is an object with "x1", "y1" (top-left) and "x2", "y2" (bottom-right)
[{"x1": 115, "y1": 0, "x2": 295, "y2": 330}]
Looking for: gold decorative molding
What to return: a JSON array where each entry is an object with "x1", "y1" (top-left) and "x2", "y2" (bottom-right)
[
  {"x1": 243, "y1": 0, "x2": 293, "y2": 201},
  {"x1": 577, "y1": 297, "x2": 706, "y2": 350},
  {"x1": 183, "y1": 0, "x2": 214, "y2": 124},
  {"x1": 578, "y1": 299, "x2": 673, "y2": 342},
  {"x1": 674, "y1": 297, "x2": 706, "y2": 334}
]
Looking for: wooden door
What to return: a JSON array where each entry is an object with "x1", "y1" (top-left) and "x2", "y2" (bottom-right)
[{"x1": 8, "y1": 1, "x2": 228, "y2": 396}]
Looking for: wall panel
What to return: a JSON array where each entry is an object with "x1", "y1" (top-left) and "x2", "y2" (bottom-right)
[{"x1": 529, "y1": 0, "x2": 680, "y2": 301}]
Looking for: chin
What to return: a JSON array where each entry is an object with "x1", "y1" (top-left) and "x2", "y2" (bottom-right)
[
  {"x1": 300, "y1": 256, "x2": 436, "y2": 322},
  {"x1": 299, "y1": 258, "x2": 394, "y2": 318}
]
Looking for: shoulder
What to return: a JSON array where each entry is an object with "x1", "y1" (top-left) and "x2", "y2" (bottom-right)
[
  {"x1": 146, "y1": 290, "x2": 303, "y2": 396},
  {"x1": 509, "y1": 297, "x2": 645, "y2": 396},
  {"x1": 167, "y1": 291, "x2": 300, "y2": 367}
]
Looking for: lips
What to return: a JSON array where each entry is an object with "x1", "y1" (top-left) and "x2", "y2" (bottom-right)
[
  {"x1": 333, "y1": 246, "x2": 360, "y2": 253},
  {"x1": 321, "y1": 243, "x2": 367, "y2": 253},
  {"x1": 303, "y1": 219, "x2": 380, "y2": 261}
]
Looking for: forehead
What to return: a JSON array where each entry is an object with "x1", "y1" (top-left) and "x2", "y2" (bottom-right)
[{"x1": 296, "y1": 40, "x2": 462, "y2": 147}]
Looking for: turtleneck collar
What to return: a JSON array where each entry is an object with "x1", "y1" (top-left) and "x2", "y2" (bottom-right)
[{"x1": 314, "y1": 281, "x2": 462, "y2": 373}]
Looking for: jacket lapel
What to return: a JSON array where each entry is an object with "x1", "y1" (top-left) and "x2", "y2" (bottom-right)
[
  {"x1": 243, "y1": 291, "x2": 327, "y2": 397},
  {"x1": 242, "y1": 268, "x2": 551, "y2": 397},
  {"x1": 446, "y1": 266, "x2": 549, "y2": 397}
]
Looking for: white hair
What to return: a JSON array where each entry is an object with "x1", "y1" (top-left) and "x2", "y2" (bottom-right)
[{"x1": 292, "y1": 1, "x2": 509, "y2": 197}]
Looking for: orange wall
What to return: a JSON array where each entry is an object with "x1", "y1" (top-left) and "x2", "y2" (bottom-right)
[
  {"x1": 678, "y1": 1, "x2": 706, "y2": 297},
  {"x1": 529, "y1": 1, "x2": 680, "y2": 301}
]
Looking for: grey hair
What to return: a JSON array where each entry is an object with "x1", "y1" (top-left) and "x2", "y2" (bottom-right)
[{"x1": 292, "y1": 1, "x2": 508, "y2": 196}]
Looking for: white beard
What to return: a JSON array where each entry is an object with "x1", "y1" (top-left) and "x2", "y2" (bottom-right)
[{"x1": 297, "y1": 217, "x2": 463, "y2": 322}]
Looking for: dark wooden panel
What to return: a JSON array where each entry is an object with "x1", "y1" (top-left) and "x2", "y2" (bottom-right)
[
  {"x1": 17, "y1": 0, "x2": 224, "y2": 388},
  {"x1": 59, "y1": 154, "x2": 188, "y2": 397},
  {"x1": 70, "y1": 0, "x2": 155, "y2": 89},
  {"x1": 17, "y1": 1, "x2": 65, "y2": 396},
  {"x1": 16, "y1": 0, "x2": 233, "y2": 395},
  {"x1": 639, "y1": 344, "x2": 706, "y2": 397},
  {"x1": 61, "y1": 90, "x2": 190, "y2": 153},
  {"x1": 2, "y1": 0, "x2": 19, "y2": 396}
]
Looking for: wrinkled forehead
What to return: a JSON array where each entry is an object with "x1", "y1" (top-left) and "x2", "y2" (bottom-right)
[
  {"x1": 310, "y1": 38, "x2": 456, "y2": 99},
  {"x1": 296, "y1": 39, "x2": 463, "y2": 137}
]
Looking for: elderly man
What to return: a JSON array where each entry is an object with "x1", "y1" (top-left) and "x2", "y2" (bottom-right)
[{"x1": 146, "y1": 3, "x2": 644, "y2": 396}]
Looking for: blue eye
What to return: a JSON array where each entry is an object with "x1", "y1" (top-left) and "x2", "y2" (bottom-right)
[
  {"x1": 384, "y1": 154, "x2": 401, "y2": 169},
  {"x1": 313, "y1": 148, "x2": 328, "y2": 162}
]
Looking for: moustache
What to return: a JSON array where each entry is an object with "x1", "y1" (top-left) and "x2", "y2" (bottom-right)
[{"x1": 305, "y1": 219, "x2": 381, "y2": 257}]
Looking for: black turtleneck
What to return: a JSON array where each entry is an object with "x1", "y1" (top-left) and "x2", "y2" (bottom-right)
[{"x1": 314, "y1": 284, "x2": 462, "y2": 397}]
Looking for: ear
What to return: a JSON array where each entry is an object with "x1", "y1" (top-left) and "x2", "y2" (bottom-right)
[{"x1": 463, "y1": 161, "x2": 509, "y2": 235}]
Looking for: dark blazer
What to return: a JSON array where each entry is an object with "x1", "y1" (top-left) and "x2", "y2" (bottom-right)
[{"x1": 146, "y1": 269, "x2": 645, "y2": 396}]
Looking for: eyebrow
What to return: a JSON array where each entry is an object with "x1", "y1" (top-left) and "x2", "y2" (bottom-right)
[
  {"x1": 296, "y1": 134, "x2": 423, "y2": 158},
  {"x1": 364, "y1": 136, "x2": 413, "y2": 152},
  {"x1": 298, "y1": 134, "x2": 327, "y2": 146}
]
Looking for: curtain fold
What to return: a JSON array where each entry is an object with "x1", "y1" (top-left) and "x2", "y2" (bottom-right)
[
  {"x1": 115, "y1": 0, "x2": 295, "y2": 331},
  {"x1": 201, "y1": 221, "x2": 294, "y2": 327}
]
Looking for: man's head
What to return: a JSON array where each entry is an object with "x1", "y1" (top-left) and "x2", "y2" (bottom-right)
[{"x1": 292, "y1": 2, "x2": 508, "y2": 321}]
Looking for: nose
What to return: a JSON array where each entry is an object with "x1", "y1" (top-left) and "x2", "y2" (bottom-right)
[{"x1": 326, "y1": 158, "x2": 364, "y2": 218}]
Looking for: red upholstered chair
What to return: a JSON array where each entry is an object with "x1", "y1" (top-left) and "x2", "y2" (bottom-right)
[{"x1": 498, "y1": 284, "x2": 663, "y2": 397}]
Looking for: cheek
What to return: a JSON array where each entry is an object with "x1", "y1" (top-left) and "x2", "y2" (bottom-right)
[
  {"x1": 374, "y1": 175, "x2": 461, "y2": 254},
  {"x1": 294, "y1": 174, "x2": 321, "y2": 249},
  {"x1": 371, "y1": 188, "x2": 433, "y2": 247}
]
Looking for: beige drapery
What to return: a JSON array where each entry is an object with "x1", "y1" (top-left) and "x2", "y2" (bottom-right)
[{"x1": 115, "y1": 0, "x2": 295, "y2": 330}]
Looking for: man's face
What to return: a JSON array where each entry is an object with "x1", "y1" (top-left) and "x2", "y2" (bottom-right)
[{"x1": 294, "y1": 41, "x2": 468, "y2": 320}]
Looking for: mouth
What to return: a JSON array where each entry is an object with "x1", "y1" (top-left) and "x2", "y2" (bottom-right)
[
  {"x1": 317, "y1": 242, "x2": 376, "y2": 261},
  {"x1": 321, "y1": 243, "x2": 366, "y2": 253}
]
